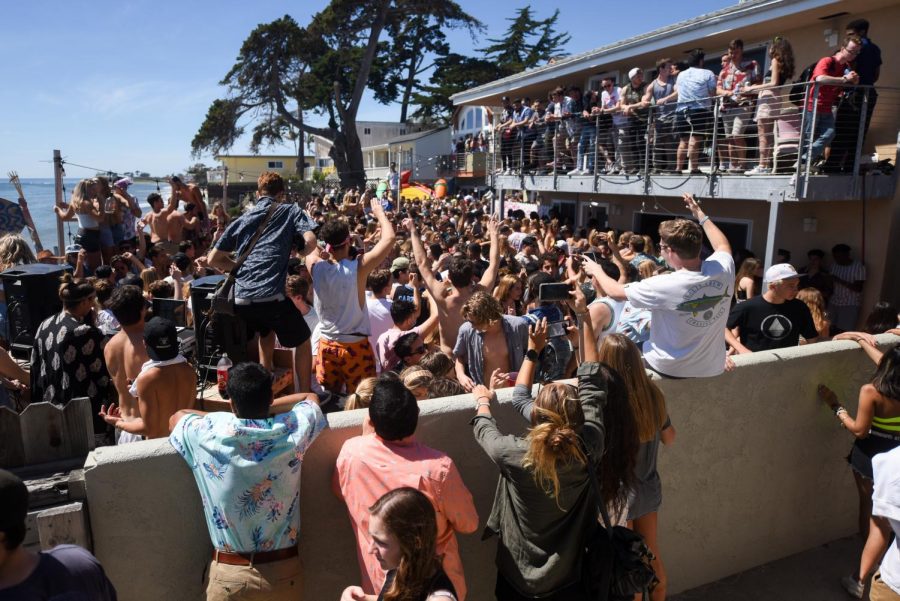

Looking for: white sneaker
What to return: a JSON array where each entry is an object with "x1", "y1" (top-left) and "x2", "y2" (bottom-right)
[
  {"x1": 568, "y1": 168, "x2": 583, "y2": 175},
  {"x1": 841, "y1": 575, "x2": 864, "y2": 599},
  {"x1": 744, "y1": 165, "x2": 771, "y2": 175}
]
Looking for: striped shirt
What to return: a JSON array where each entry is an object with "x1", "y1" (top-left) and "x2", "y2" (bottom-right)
[{"x1": 830, "y1": 261, "x2": 866, "y2": 306}]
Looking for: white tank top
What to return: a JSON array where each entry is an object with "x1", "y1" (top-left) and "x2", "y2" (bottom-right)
[
  {"x1": 590, "y1": 296, "x2": 625, "y2": 346},
  {"x1": 76, "y1": 212, "x2": 100, "y2": 229},
  {"x1": 312, "y1": 258, "x2": 371, "y2": 343}
]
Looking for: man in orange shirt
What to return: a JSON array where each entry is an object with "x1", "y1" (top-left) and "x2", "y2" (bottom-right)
[{"x1": 333, "y1": 377, "x2": 478, "y2": 599}]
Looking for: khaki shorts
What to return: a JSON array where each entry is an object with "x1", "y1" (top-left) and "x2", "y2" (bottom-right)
[
  {"x1": 205, "y1": 555, "x2": 302, "y2": 601},
  {"x1": 871, "y1": 569, "x2": 900, "y2": 601}
]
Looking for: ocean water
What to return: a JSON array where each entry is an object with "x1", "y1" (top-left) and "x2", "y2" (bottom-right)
[{"x1": 0, "y1": 178, "x2": 172, "y2": 254}]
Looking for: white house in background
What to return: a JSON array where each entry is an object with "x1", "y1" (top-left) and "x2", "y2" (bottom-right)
[
  {"x1": 363, "y1": 127, "x2": 451, "y2": 184},
  {"x1": 310, "y1": 121, "x2": 427, "y2": 173},
  {"x1": 451, "y1": 106, "x2": 491, "y2": 148}
]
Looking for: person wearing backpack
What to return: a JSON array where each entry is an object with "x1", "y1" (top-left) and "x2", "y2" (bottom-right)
[{"x1": 798, "y1": 35, "x2": 861, "y2": 172}]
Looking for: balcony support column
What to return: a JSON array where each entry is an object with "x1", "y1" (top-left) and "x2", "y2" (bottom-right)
[{"x1": 763, "y1": 190, "x2": 784, "y2": 270}]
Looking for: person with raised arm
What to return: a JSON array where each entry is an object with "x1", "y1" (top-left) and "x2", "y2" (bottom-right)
[
  {"x1": 306, "y1": 190, "x2": 395, "y2": 395},
  {"x1": 584, "y1": 192, "x2": 734, "y2": 378},
  {"x1": 406, "y1": 215, "x2": 500, "y2": 354},
  {"x1": 470, "y1": 286, "x2": 635, "y2": 600}
]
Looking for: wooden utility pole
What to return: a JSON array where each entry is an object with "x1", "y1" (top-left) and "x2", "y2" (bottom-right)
[{"x1": 53, "y1": 150, "x2": 65, "y2": 254}]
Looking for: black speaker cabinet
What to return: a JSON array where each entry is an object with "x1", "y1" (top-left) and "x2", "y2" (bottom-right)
[
  {"x1": 1, "y1": 263, "x2": 72, "y2": 356},
  {"x1": 190, "y1": 274, "x2": 250, "y2": 381}
]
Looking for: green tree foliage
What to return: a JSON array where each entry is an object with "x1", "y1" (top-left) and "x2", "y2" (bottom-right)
[
  {"x1": 479, "y1": 7, "x2": 570, "y2": 75},
  {"x1": 374, "y1": 2, "x2": 483, "y2": 123},
  {"x1": 411, "y1": 5, "x2": 570, "y2": 123},
  {"x1": 192, "y1": 3, "x2": 392, "y2": 188},
  {"x1": 185, "y1": 163, "x2": 211, "y2": 186},
  {"x1": 409, "y1": 53, "x2": 502, "y2": 125}
]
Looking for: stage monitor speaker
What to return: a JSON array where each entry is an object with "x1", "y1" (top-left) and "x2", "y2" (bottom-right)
[
  {"x1": 1, "y1": 263, "x2": 73, "y2": 356},
  {"x1": 190, "y1": 275, "x2": 250, "y2": 381}
]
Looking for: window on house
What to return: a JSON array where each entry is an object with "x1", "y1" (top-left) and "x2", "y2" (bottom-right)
[
  {"x1": 267, "y1": 161, "x2": 284, "y2": 169},
  {"x1": 465, "y1": 110, "x2": 474, "y2": 130},
  {"x1": 475, "y1": 110, "x2": 483, "y2": 129},
  {"x1": 364, "y1": 128, "x2": 372, "y2": 135},
  {"x1": 399, "y1": 129, "x2": 406, "y2": 135}
]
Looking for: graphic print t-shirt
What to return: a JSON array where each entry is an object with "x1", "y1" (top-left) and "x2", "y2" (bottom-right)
[
  {"x1": 625, "y1": 251, "x2": 735, "y2": 377},
  {"x1": 727, "y1": 296, "x2": 817, "y2": 352}
]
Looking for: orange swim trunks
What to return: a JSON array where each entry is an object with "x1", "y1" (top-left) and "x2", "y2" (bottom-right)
[{"x1": 316, "y1": 337, "x2": 377, "y2": 395}]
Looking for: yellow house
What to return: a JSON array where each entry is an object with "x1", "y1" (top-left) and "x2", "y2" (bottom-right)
[{"x1": 213, "y1": 154, "x2": 316, "y2": 181}]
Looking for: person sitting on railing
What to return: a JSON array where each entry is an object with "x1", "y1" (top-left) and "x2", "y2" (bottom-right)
[
  {"x1": 716, "y1": 39, "x2": 761, "y2": 173},
  {"x1": 799, "y1": 35, "x2": 861, "y2": 173},
  {"x1": 643, "y1": 58, "x2": 679, "y2": 174},
  {"x1": 742, "y1": 37, "x2": 796, "y2": 175},
  {"x1": 672, "y1": 49, "x2": 718, "y2": 174},
  {"x1": 618, "y1": 68, "x2": 649, "y2": 175}
]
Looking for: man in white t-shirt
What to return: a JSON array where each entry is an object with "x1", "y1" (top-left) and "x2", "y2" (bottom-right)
[
  {"x1": 584, "y1": 192, "x2": 734, "y2": 378},
  {"x1": 366, "y1": 269, "x2": 394, "y2": 373}
]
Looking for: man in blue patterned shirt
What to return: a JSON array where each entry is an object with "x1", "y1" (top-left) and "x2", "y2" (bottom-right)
[{"x1": 168, "y1": 362, "x2": 326, "y2": 601}]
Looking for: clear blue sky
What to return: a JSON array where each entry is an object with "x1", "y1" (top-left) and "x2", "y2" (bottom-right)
[{"x1": 2, "y1": 0, "x2": 732, "y2": 178}]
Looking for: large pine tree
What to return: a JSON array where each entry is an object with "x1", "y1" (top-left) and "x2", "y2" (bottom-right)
[{"x1": 478, "y1": 7, "x2": 570, "y2": 76}]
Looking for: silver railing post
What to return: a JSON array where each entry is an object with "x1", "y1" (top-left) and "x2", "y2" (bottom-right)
[
  {"x1": 803, "y1": 82, "x2": 821, "y2": 196},
  {"x1": 593, "y1": 115, "x2": 600, "y2": 180},
  {"x1": 794, "y1": 81, "x2": 811, "y2": 198},
  {"x1": 852, "y1": 86, "x2": 870, "y2": 177},
  {"x1": 710, "y1": 98, "x2": 720, "y2": 173},
  {"x1": 644, "y1": 105, "x2": 653, "y2": 193}
]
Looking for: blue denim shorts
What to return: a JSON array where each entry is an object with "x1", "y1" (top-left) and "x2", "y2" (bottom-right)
[{"x1": 99, "y1": 225, "x2": 114, "y2": 248}]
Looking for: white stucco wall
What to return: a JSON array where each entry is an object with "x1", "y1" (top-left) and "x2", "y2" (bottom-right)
[{"x1": 83, "y1": 334, "x2": 899, "y2": 600}]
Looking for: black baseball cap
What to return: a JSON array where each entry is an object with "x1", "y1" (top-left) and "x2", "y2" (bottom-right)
[
  {"x1": 143, "y1": 317, "x2": 179, "y2": 361},
  {"x1": 0, "y1": 469, "x2": 28, "y2": 533}
]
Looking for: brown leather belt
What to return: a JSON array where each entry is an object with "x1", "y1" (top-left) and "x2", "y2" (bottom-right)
[{"x1": 212, "y1": 545, "x2": 298, "y2": 566}]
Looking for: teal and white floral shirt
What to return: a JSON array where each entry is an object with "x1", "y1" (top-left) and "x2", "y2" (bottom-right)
[{"x1": 170, "y1": 401, "x2": 327, "y2": 553}]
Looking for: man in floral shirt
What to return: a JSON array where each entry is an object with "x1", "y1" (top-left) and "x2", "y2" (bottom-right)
[{"x1": 169, "y1": 362, "x2": 326, "y2": 601}]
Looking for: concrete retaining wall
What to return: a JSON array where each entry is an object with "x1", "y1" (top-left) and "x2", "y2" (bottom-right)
[{"x1": 83, "y1": 335, "x2": 899, "y2": 600}]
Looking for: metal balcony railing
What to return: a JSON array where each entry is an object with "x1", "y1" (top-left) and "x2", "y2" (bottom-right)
[{"x1": 489, "y1": 81, "x2": 898, "y2": 199}]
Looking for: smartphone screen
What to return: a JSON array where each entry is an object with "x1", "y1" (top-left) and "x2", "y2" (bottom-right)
[{"x1": 538, "y1": 283, "x2": 572, "y2": 302}]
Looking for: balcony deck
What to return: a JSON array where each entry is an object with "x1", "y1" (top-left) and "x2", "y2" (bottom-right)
[{"x1": 494, "y1": 169, "x2": 897, "y2": 202}]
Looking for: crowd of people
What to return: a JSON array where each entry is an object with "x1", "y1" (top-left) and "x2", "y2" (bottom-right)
[
  {"x1": 0, "y1": 163, "x2": 895, "y2": 600},
  {"x1": 0, "y1": 24, "x2": 895, "y2": 591},
  {"x1": 493, "y1": 20, "x2": 881, "y2": 177}
]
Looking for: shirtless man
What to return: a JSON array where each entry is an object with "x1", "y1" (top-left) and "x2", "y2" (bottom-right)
[
  {"x1": 407, "y1": 215, "x2": 500, "y2": 354},
  {"x1": 99, "y1": 317, "x2": 196, "y2": 439},
  {"x1": 170, "y1": 176, "x2": 209, "y2": 248},
  {"x1": 166, "y1": 202, "x2": 199, "y2": 244},
  {"x1": 142, "y1": 192, "x2": 178, "y2": 250},
  {"x1": 453, "y1": 291, "x2": 529, "y2": 391},
  {"x1": 100, "y1": 285, "x2": 150, "y2": 443}
]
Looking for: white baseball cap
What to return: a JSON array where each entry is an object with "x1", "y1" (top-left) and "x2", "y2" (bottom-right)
[
  {"x1": 628, "y1": 67, "x2": 642, "y2": 79},
  {"x1": 764, "y1": 263, "x2": 799, "y2": 283}
]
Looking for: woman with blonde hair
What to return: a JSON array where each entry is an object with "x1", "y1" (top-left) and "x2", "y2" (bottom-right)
[
  {"x1": 139, "y1": 268, "x2": 159, "y2": 298},
  {"x1": 0, "y1": 233, "x2": 37, "y2": 342},
  {"x1": 471, "y1": 288, "x2": 637, "y2": 600},
  {"x1": 55, "y1": 179, "x2": 103, "y2": 271},
  {"x1": 340, "y1": 487, "x2": 457, "y2": 601},
  {"x1": 400, "y1": 366, "x2": 434, "y2": 401},
  {"x1": 797, "y1": 288, "x2": 831, "y2": 340},
  {"x1": 493, "y1": 274, "x2": 524, "y2": 316},
  {"x1": 599, "y1": 333, "x2": 676, "y2": 601},
  {"x1": 345, "y1": 376, "x2": 378, "y2": 411}
]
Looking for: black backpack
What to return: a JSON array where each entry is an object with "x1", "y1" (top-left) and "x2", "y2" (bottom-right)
[{"x1": 789, "y1": 61, "x2": 820, "y2": 106}]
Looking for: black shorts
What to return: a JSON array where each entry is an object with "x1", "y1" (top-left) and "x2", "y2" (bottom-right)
[
  {"x1": 674, "y1": 109, "x2": 714, "y2": 139},
  {"x1": 74, "y1": 229, "x2": 101, "y2": 252},
  {"x1": 235, "y1": 297, "x2": 311, "y2": 348}
]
